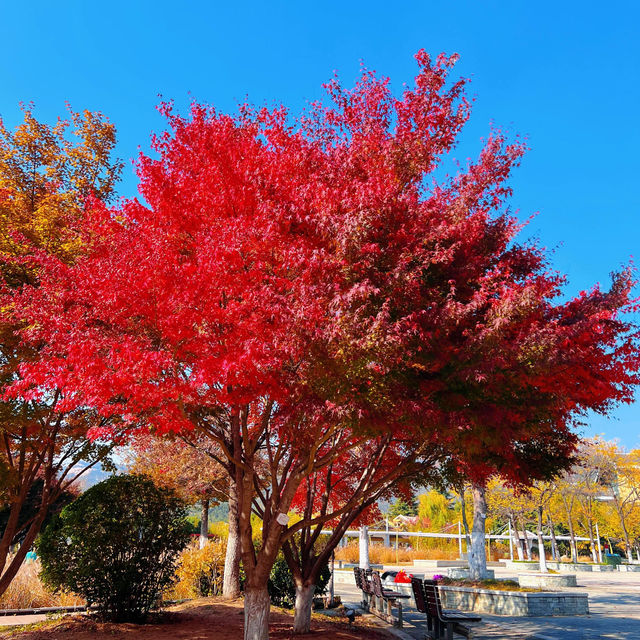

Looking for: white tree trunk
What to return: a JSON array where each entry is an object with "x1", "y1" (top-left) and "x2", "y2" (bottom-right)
[
  {"x1": 588, "y1": 521, "x2": 598, "y2": 563},
  {"x1": 469, "y1": 483, "x2": 488, "y2": 580},
  {"x1": 548, "y1": 514, "x2": 559, "y2": 561},
  {"x1": 244, "y1": 587, "x2": 270, "y2": 640},
  {"x1": 567, "y1": 520, "x2": 578, "y2": 563},
  {"x1": 293, "y1": 583, "x2": 315, "y2": 634},
  {"x1": 521, "y1": 519, "x2": 532, "y2": 560},
  {"x1": 536, "y1": 507, "x2": 547, "y2": 573},
  {"x1": 200, "y1": 498, "x2": 210, "y2": 549},
  {"x1": 223, "y1": 478, "x2": 241, "y2": 598},
  {"x1": 511, "y1": 516, "x2": 524, "y2": 560},
  {"x1": 359, "y1": 526, "x2": 370, "y2": 570}
]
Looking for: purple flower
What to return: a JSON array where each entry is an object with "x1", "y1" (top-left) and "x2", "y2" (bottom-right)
[{"x1": 432, "y1": 574, "x2": 444, "y2": 581}]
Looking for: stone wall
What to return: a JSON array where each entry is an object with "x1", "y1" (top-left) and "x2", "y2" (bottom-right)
[
  {"x1": 517, "y1": 573, "x2": 577, "y2": 588},
  {"x1": 440, "y1": 586, "x2": 589, "y2": 616}
]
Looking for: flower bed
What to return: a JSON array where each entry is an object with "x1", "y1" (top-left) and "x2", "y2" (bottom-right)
[{"x1": 440, "y1": 585, "x2": 589, "y2": 616}]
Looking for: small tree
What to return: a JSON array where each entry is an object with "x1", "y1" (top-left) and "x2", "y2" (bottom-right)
[
  {"x1": 37, "y1": 475, "x2": 190, "y2": 622},
  {"x1": 268, "y1": 555, "x2": 330, "y2": 609}
]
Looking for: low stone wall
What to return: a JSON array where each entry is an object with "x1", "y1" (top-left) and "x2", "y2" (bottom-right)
[
  {"x1": 618, "y1": 564, "x2": 640, "y2": 572},
  {"x1": 504, "y1": 560, "x2": 619, "y2": 572},
  {"x1": 446, "y1": 568, "x2": 495, "y2": 579},
  {"x1": 412, "y1": 559, "x2": 505, "y2": 570},
  {"x1": 440, "y1": 586, "x2": 589, "y2": 616},
  {"x1": 518, "y1": 573, "x2": 577, "y2": 588},
  {"x1": 503, "y1": 560, "x2": 540, "y2": 571}
]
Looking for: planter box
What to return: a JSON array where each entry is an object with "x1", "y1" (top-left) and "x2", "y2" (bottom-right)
[
  {"x1": 618, "y1": 564, "x2": 640, "y2": 572},
  {"x1": 440, "y1": 586, "x2": 589, "y2": 616},
  {"x1": 518, "y1": 574, "x2": 577, "y2": 588},
  {"x1": 503, "y1": 560, "x2": 540, "y2": 571},
  {"x1": 507, "y1": 561, "x2": 614, "y2": 573},
  {"x1": 413, "y1": 559, "x2": 505, "y2": 570},
  {"x1": 412, "y1": 560, "x2": 468, "y2": 569},
  {"x1": 447, "y1": 568, "x2": 495, "y2": 580},
  {"x1": 333, "y1": 569, "x2": 356, "y2": 585},
  {"x1": 547, "y1": 562, "x2": 614, "y2": 573}
]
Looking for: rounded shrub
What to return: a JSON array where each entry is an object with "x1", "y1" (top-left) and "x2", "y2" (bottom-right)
[
  {"x1": 37, "y1": 474, "x2": 191, "y2": 622},
  {"x1": 267, "y1": 556, "x2": 331, "y2": 608}
]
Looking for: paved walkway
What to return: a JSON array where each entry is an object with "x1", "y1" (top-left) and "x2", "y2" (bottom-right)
[
  {"x1": 335, "y1": 566, "x2": 640, "y2": 640},
  {"x1": 0, "y1": 614, "x2": 46, "y2": 627}
]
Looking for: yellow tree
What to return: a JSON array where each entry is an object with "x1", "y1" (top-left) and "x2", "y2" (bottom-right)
[
  {"x1": 486, "y1": 478, "x2": 533, "y2": 561},
  {"x1": 0, "y1": 106, "x2": 122, "y2": 596},
  {"x1": 591, "y1": 440, "x2": 640, "y2": 561},
  {"x1": 551, "y1": 470, "x2": 582, "y2": 563}
]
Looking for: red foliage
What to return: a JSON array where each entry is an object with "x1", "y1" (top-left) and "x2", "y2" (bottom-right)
[{"x1": 5, "y1": 49, "x2": 639, "y2": 528}]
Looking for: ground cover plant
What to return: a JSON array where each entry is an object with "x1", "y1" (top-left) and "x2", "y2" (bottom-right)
[{"x1": 37, "y1": 475, "x2": 190, "y2": 622}]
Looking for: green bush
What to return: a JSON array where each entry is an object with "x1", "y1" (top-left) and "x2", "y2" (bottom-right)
[
  {"x1": 267, "y1": 556, "x2": 330, "y2": 608},
  {"x1": 37, "y1": 474, "x2": 191, "y2": 622}
]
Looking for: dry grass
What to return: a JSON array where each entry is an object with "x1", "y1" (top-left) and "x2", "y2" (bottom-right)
[
  {"x1": 334, "y1": 540, "x2": 510, "y2": 564},
  {"x1": 334, "y1": 542, "x2": 459, "y2": 564},
  {"x1": 0, "y1": 559, "x2": 84, "y2": 610}
]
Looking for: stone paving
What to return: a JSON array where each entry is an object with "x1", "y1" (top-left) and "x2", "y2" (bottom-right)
[{"x1": 335, "y1": 566, "x2": 640, "y2": 640}]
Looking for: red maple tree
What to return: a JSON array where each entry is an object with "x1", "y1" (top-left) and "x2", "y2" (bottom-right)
[{"x1": 6, "y1": 51, "x2": 639, "y2": 638}]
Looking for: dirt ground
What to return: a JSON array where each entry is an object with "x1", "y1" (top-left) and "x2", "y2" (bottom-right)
[{"x1": 0, "y1": 598, "x2": 393, "y2": 640}]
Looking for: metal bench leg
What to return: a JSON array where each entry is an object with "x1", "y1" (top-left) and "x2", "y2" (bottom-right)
[
  {"x1": 446, "y1": 622, "x2": 453, "y2": 640},
  {"x1": 395, "y1": 602, "x2": 403, "y2": 628}
]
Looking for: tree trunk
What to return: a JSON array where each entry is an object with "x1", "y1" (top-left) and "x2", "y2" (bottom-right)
[
  {"x1": 0, "y1": 510, "x2": 45, "y2": 597},
  {"x1": 223, "y1": 477, "x2": 241, "y2": 598},
  {"x1": 587, "y1": 520, "x2": 598, "y2": 563},
  {"x1": 548, "y1": 514, "x2": 559, "y2": 562},
  {"x1": 243, "y1": 586, "x2": 270, "y2": 640},
  {"x1": 358, "y1": 526, "x2": 370, "y2": 570},
  {"x1": 510, "y1": 516, "x2": 524, "y2": 560},
  {"x1": 459, "y1": 489, "x2": 472, "y2": 554},
  {"x1": 199, "y1": 498, "x2": 210, "y2": 549},
  {"x1": 536, "y1": 506, "x2": 547, "y2": 573},
  {"x1": 293, "y1": 583, "x2": 315, "y2": 634},
  {"x1": 519, "y1": 519, "x2": 532, "y2": 561},
  {"x1": 613, "y1": 497, "x2": 633, "y2": 562},
  {"x1": 328, "y1": 552, "x2": 335, "y2": 606},
  {"x1": 567, "y1": 518, "x2": 578, "y2": 563},
  {"x1": 469, "y1": 482, "x2": 488, "y2": 580}
]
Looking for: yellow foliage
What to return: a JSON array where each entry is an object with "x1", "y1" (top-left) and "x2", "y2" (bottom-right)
[
  {"x1": 208, "y1": 520, "x2": 229, "y2": 540},
  {"x1": 167, "y1": 540, "x2": 226, "y2": 600},
  {"x1": 418, "y1": 489, "x2": 453, "y2": 530},
  {"x1": 0, "y1": 105, "x2": 122, "y2": 284}
]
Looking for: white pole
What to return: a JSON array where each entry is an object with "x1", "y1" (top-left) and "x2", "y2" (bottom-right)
[
  {"x1": 458, "y1": 521, "x2": 463, "y2": 559},
  {"x1": 508, "y1": 520, "x2": 514, "y2": 561},
  {"x1": 596, "y1": 522, "x2": 603, "y2": 563}
]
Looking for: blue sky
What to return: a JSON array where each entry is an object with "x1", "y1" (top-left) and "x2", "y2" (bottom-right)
[{"x1": 1, "y1": 0, "x2": 638, "y2": 446}]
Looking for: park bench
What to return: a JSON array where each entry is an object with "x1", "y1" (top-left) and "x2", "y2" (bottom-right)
[
  {"x1": 370, "y1": 570, "x2": 411, "y2": 627},
  {"x1": 422, "y1": 579, "x2": 482, "y2": 640},
  {"x1": 353, "y1": 567, "x2": 373, "y2": 610},
  {"x1": 410, "y1": 576, "x2": 434, "y2": 636}
]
